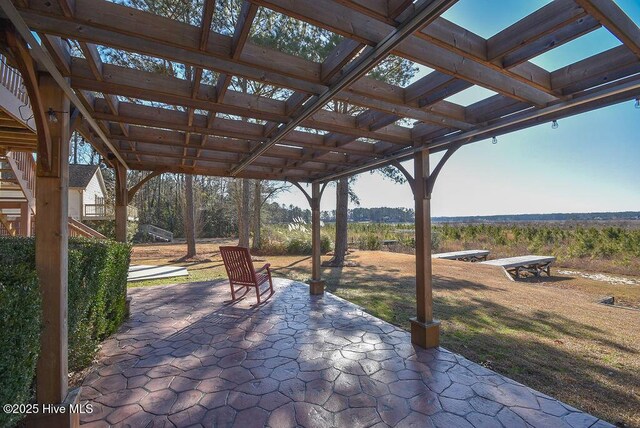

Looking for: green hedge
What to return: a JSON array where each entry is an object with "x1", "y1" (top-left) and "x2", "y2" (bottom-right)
[
  {"x1": 0, "y1": 237, "x2": 131, "y2": 427},
  {"x1": 0, "y1": 260, "x2": 40, "y2": 428}
]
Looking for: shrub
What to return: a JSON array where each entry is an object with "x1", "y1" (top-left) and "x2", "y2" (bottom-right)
[
  {"x1": 358, "y1": 233, "x2": 382, "y2": 250},
  {"x1": 0, "y1": 261, "x2": 40, "y2": 428},
  {"x1": 320, "y1": 235, "x2": 333, "y2": 254},
  {"x1": 67, "y1": 238, "x2": 131, "y2": 369},
  {"x1": 0, "y1": 236, "x2": 131, "y2": 425},
  {"x1": 259, "y1": 221, "x2": 333, "y2": 255}
]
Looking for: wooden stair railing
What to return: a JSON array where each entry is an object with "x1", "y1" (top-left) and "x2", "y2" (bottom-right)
[
  {"x1": 68, "y1": 218, "x2": 107, "y2": 239},
  {"x1": 0, "y1": 212, "x2": 17, "y2": 236},
  {"x1": 4, "y1": 151, "x2": 35, "y2": 213},
  {"x1": 0, "y1": 53, "x2": 30, "y2": 107},
  {"x1": 0, "y1": 53, "x2": 34, "y2": 134}
]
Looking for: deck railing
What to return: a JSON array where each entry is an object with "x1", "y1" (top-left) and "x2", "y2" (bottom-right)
[
  {"x1": 0, "y1": 54, "x2": 30, "y2": 107},
  {"x1": 8, "y1": 151, "x2": 36, "y2": 196},
  {"x1": 84, "y1": 204, "x2": 139, "y2": 220},
  {"x1": 84, "y1": 203, "x2": 115, "y2": 218}
]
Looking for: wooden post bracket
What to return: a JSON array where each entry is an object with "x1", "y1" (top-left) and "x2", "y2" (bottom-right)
[
  {"x1": 288, "y1": 180, "x2": 327, "y2": 210},
  {"x1": 391, "y1": 143, "x2": 462, "y2": 198},
  {"x1": 127, "y1": 169, "x2": 166, "y2": 203}
]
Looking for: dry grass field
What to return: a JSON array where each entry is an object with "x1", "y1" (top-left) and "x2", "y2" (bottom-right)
[{"x1": 130, "y1": 240, "x2": 640, "y2": 427}]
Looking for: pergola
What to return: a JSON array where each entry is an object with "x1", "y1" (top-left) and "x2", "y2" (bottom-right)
[{"x1": 1, "y1": 0, "x2": 639, "y2": 425}]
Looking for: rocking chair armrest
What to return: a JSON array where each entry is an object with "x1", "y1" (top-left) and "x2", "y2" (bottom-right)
[{"x1": 256, "y1": 263, "x2": 271, "y2": 273}]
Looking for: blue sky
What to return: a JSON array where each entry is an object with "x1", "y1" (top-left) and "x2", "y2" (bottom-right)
[{"x1": 275, "y1": 0, "x2": 640, "y2": 216}]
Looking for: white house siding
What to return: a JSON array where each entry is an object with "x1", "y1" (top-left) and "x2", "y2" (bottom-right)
[
  {"x1": 82, "y1": 173, "x2": 105, "y2": 209},
  {"x1": 68, "y1": 189, "x2": 82, "y2": 220}
]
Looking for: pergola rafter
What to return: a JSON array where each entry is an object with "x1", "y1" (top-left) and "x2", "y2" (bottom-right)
[{"x1": 3, "y1": 0, "x2": 636, "y2": 182}]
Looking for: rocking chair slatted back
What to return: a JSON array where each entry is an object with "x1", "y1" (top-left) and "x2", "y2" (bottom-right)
[
  {"x1": 220, "y1": 246, "x2": 256, "y2": 285},
  {"x1": 220, "y1": 246, "x2": 274, "y2": 304}
]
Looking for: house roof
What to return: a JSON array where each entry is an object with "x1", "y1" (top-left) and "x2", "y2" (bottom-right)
[{"x1": 68, "y1": 164, "x2": 99, "y2": 188}]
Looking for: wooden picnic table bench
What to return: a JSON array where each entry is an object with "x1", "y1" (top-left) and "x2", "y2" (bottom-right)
[
  {"x1": 432, "y1": 250, "x2": 490, "y2": 262},
  {"x1": 481, "y1": 255, "x2": 555, "y2": 281}
]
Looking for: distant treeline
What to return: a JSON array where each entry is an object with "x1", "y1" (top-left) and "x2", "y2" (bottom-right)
[
  {"x1": 264, "y1": 205, "x2": 416, "y2": 224},
  {"x1": 307, "y1": 207, "x2": 640, "y2": 224},
  {"x1": 432, "y1": 211, "x2": 640, "y2": 223}
]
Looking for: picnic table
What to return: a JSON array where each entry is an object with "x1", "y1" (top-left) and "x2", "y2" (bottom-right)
[
  {"x1": 432, "y1": 250, "x2": 490, "y2": 262},
  {"x1": 481, "y1": 255, "x2": 555, "y2": 281}
]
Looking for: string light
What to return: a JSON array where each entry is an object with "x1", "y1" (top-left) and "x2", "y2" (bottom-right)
[
  {"x1": 47, "y1": 108, "x2": 58, "y2": 123},
  {"x1": 491, "y1": 136, "x2": 497, "y2": 145},
  {"x1": 47, "y1": 108, "x2": 69, "y2": 123},
  {"x1": 551, "y1": 120, "x2": 559, "y2": 129},
  {"x1": 635, "y1": 98, "x2": 640, "y2": 109}
]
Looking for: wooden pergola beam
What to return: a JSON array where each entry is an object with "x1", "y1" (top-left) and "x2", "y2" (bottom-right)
[
  {"x1": 116, "y1": 147, "x2": 334, "y2": 174},
  {"x1": 250, "y1": 0, "x2": 557, "y2": 105},
  {"x1": 213, "y1": 1, "x2": 258, "y2": 103},
  {"x1": 112, "y1": 136, "x2": 359, "y2": 167},
  {"x1": 123, "y1": 159, "x2": 312, "y2": 181},
  {"x1": 76, "y1": 41, "x2": 135, "y2": 162},
  {"x1": 70, "y1": 59, "x2": 418, "y2": 145},
  {"x1": 498, "y1": 17, "x2": 600, "y2": 69},
  {"x1": 574, "y1": 0, "x2": 640, "y2": 58},
  {"x1": 230, "y1": 0, "x2": 459, "y2": 175},
  {"x1": 91, "y1": 102, "x2": 411, "y2": 159},
  {"x1": 551, "y1": 45, "x2": 640, "y2": 94},
  {"x1": 19, "y1": 0, "x2": 477, "y2": 127},
  {"x1": 110, "y1": 122, "x2": 380, "y2": 158},
  {"x1": 2, "y1": 4, "x2": 128, "y2": 170},
  {"x1": 313, "y1": 74, "x2": 640, "y2": 182},
  {"x1": 487, "y1": 0, "x2": 589, "y2": 62},
  {"x1": 201, "y1": 1, "x2": 258, "y2": 168}
]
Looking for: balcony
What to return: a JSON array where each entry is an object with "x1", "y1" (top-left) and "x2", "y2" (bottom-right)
[{"x1": 83, "y1": 204, "x2": 138, "y2": 221}]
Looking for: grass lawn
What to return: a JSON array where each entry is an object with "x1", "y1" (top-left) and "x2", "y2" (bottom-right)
[{"x1": 130, "y1": 241, "x2": 640, "y2": 427}]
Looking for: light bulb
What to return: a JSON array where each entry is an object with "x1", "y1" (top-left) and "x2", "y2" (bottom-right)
[
  {"x1": 492, "y1": 136, "x2": 497, "y2": 145},
  {"x1": 47, "y1": 108, "x2": 58, "y2": 123},
  {"x1": 635, "y1": 98, "x2": 640, "y2": 109},
  {"x1": 552, "y1": 120, "x2": 558, "y2": 129}
]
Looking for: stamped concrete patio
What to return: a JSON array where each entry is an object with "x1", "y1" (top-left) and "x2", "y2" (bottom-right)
[{"x1": 79, "y1": 279, "x2": 613, "y2": 427}]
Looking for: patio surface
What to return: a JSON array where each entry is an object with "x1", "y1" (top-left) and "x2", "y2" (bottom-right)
[{"x1": 79, "y1": 279, "x2": 613, "y2": 427}]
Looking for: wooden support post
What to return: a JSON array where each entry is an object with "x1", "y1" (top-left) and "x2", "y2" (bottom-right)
[
  {"x1": 20, "y1": 201, "x2": 31, "y2": 236},
  {"x1": 114, "y1": 163, "x2": 127, "y2": 242},
  {"x1": 410, "y1": 149, "x2": 440, "y2": 348},
  {"x1": 34, "y1": 73, "x2": 71, "y2": 406},
  {"x1": 309, "y1": 182, "x2": 324, "y2": 295}
]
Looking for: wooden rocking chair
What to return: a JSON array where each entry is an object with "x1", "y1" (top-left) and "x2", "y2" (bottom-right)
[{"x1": 219, "y1": 246, "x2": 274, "y2": 304}]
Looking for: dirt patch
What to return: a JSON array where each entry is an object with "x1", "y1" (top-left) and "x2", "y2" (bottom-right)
[
  {"x1": 131, "y1": 238, "x2": 233, "y2": 260},
  {"x1": 557, "y1": 270, "x2": 639, "y2": 286}
]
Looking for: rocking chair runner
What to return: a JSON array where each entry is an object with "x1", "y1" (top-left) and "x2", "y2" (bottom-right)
[{"x1": 219, "y1": 246, "x2": 274, "y2": 303}]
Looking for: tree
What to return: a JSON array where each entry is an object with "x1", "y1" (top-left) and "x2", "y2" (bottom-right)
[
  {"x1": 237, "y1": 178, "x2": 251, "y2": 248},
  {"x1": 323, "y1": 56, "x2": 417, "y2": 266},
  {"x1": 252, "y1": 180, "x2": 262, "y2": 250},
  {"x1": 184, "y1": 174, "x2": 196, "y2": 257},
  {"x1": 325, "y1": 178, "x2": 349, "y2": 265}
]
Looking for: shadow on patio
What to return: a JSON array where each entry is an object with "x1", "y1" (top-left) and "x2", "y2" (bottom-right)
[{"x1": 78, "y1": 278, "x2": 613, "y2": 427}]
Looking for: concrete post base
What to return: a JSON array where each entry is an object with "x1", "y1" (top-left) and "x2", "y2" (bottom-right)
[
  {"x1": 26, "y1": 387, "x2": 81, "y2": 428},
  {"x1": 309, "y1": 280, "x2": 325, "y2": 295},
  {"x1": 410, "y1": 318, "x2": 441, "y2": 349}
]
